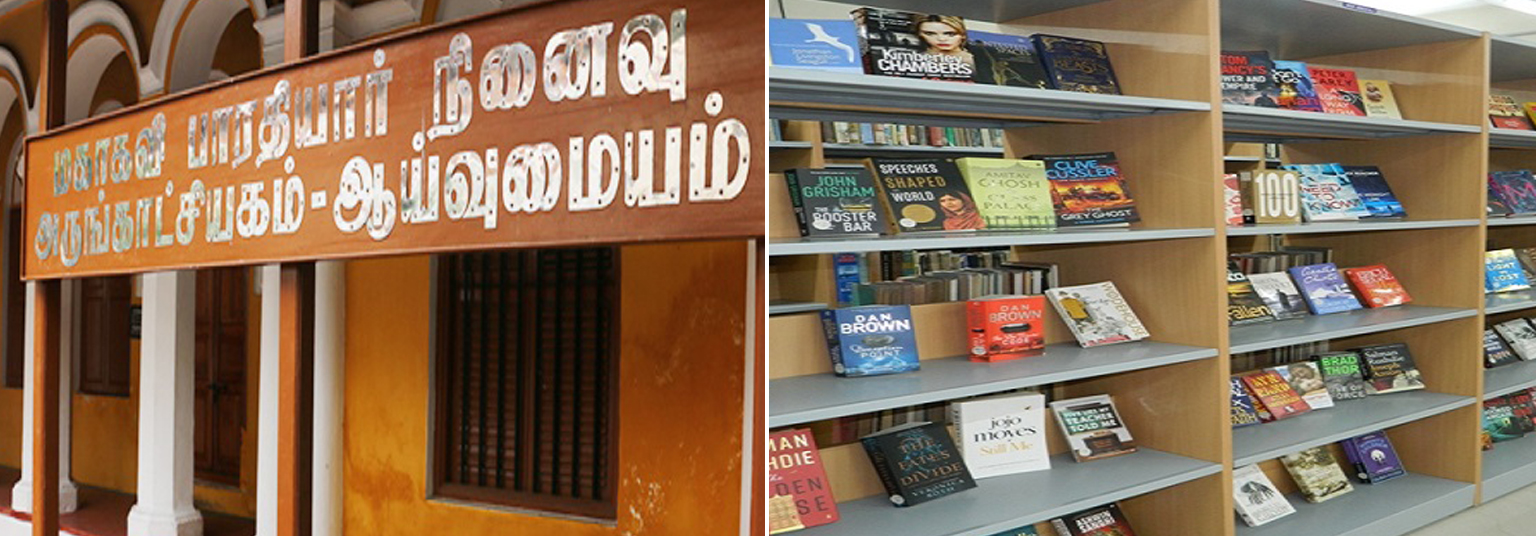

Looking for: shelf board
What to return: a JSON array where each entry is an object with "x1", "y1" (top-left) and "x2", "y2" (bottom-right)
[
  {"x1": 769, "y1": 341, "x2": 1217, "y2": 428},
  {"x1": 770, "y1": 140, "x2": 814, "y2": 150},
  {"x1": 1484, "y1": 360, "x2": 1536, "y2": 398},
  {"x1": 835, "y1": 0, "x2": 1110, "y2": 22},
  {"x1": 822, "y1": 144, "x2": 1004, "y2": 157},
  {"x1": 1487, "y1": 216, "x2": 1536, "y2": 227},
  {"x1": 1221, "y1": 0, "x2": 1481, "y2": 60},
  {"x1": 767, "y1": 301, "x2": 827, "y2": 316},
  {"x1": 1234, "y1": 472, "x2": 1473, "y2": 536},
  {"x1": 768, "y1": 227, "x2": 1215, "y2": 256},
  {"x1": 1486, "y1": 288, "x2": 1536, "y2": 315},
  {"x1": 1225, "y1": 219, "x2": 1479, "y2": 236},
  {"x1": 1492, "y1": 36, "x2": 1536, "y2": 83},
  {"x1": 1222, "y1": 105, "x2": 1480, "y2": 142},
  {"x1": 1231, "y1": 390, "x2": 1474, "y2": 466},
  {"x1": 1224, "y1": 155, "x2": 1281, "y2": 165},
  {"x1": 1228, "y1": 305, "x2": 1476, "y2": 354},
  {"x1": 795, "y1": 449, "x2": 1220, "y2": 536},
  {"x1": 1482, "y1": 437, "x2": 1536, "y2": 503},
  {"x1": 1489, "y1": 128, "x2": 1536, "y2": 150},
  {"x1": 770, "y1": 68, "x2": 1211, "y2": 127}
]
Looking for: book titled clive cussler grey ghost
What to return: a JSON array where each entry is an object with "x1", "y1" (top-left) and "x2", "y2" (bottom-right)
[{"x1": 819, "y1": 305, "x2": 920, "y2": 377}]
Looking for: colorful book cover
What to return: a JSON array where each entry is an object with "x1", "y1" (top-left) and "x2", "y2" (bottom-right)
[
  {"x1": 1484, "y1": 396, "x2": 1527, "y2": 443},
  {"x1": 950, "y1": 392, "x2": 1050, "y2": 478},
  {"x1": 868, "y1": 158, "x2": 982, "y2": 233},
  {"x1": 1032, "y1": 34, "x2": 1121, "y2": 94},
  {"x1": 1343, "y1": 264, "x2": 1412, "y2": 308},
  {"x1": 1241, "y1": 370, "x2": 1312, "y2": 422},
  {"x1": 1489, "y1": 170, "x2": 1536, "y2": 215},
  {"x1": 1338, "y1": 165, "x2": 1406, "y2": 219},
  {"x1": 784, "y1": 168, "x2": 886, "y2": 238},
  {"x1": 1050, "y1": 394, "x2": 1137, "y2": 462},
  {"x1": 1228, "y1": 263, "x2": 1276, "y2": 326},
  {"x1": 1284, "y1": 163, "x2": 1370, "y2": 221},
  {"x1": 1490, "y1": 95, "x2": 1535, "y2": 130},
  {"x1": 955, "y1": 158, "x2": 1056, "y2": 230},
  {"x1": 1050, "y1": 504, "x2": 1138, "y2": 536},
  {"x1": 851, "y1": 8, "x2": 975, "y2": 82},
  {"x1": 819, "y1": 305, "x2": 920, "y2": 377},
  {"x1": 1494, "y1": 318, "x2": 1536, "y2": 360},
  {"x1": 969, "y1": 30, "x2": 1051, "y2": 89},
  {"x1": 1486, "y1": 249, "x2": 1533, "y2": 293},
  {"x1": 1485, "y1": 328, "x2": 1523, "y2": 368},
  {"x1": 860, "y1": 421, "x2": 977, "y2": 506},
  {"x1": 1358, "y1": 343, "x2": 1427, "y2": 395},
  {"x1": 1510, "y1": 390, "x2": 1536, "y2": 434},
  {"x1": 1221, "y1": 51, "x2": 1280, "y2": 107},
  {"x1": 1315, "y1": 351, "x2": 1370, "y2": 401},
  {"x1": 768, "y1": 429, "x2": 840, "y2": 529},
  {"x1": 1271, "y1": 361, "x2": 1335, "y2": 410},
  {"x1": 1044, "y1": 281, "x2": 1150, "y2": 348},
  {"x1": 1273, "y1": 60, "x2": 1323, "y2": 112},
  {"x1": 1251, "y1": 169, "x2": 1303, "y2": 224},
  {"x1": 1309, "y1": 67, "x2": 1365, "y2": 116},
  {"x1": 834, "y1": 252, "x2": 864, "y2": 307},
  {"x1": 966, "y1": 295, "x2": 1047, "y2": 362},
  {"x1": 1348, "y1": 431, "x2": 1406, "y2": 484},
  {"x1": 1223, "y1": 174, "x2": 1244, "y2": 225},
  {"x1": 1247, "y1": 272, "x2": 1310, "y2": 320},
  {"x1": 1232, "y1": 464, "x2": 1296, "y2": 527},
  {"x1": 1491, "y1": 181, "x2": 1515, "y2": 217},
  {"x1": 1032, "y1": 152, "x2": 1141, "y2": 227},
  {"x1": 1280, "y1": 446, "x2": 1355, "y2": 503},
  {"x1": 1357, "y1": 79, "x2": 1402, "y2": 119},
  {"x1": 1230, "y1": 376, "x2": 1263, "y2": 428},
  {"x1": 1288, "y1": 263, "x2": 1364, "y2": 315},
  {"x1": 769, "y1": 19, "x2": 864, "y2": 73}
]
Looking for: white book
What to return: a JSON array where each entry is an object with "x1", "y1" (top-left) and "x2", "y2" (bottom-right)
[
  {"x1": 1270, "y1": 362, "x2": 1335, "y2": 409},
  {"x1": 1247, "y1": 272, "x2": 1309, "y2": 320},
  {"x1": 1495, "y1": 319, "x2": 1536, "y2": 360},
  {"x1": 1233, "y1": 464, "x2": 1296, "y2": 527},
  {"x1": 949, "y1": 392, "x2": 1050, "y2": 479},
  {"x1": 1045, "y1": 281, "x2": 1150, "y2": 348}
]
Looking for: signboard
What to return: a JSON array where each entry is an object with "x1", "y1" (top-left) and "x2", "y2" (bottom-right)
[{"x1": 24, "y1": 0, "x2": 763, "y2": 279}]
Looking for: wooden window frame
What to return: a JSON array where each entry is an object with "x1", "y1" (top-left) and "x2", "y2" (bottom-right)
[{"x1": 77, "y1": 276, "x2": 133, "y2": 397}]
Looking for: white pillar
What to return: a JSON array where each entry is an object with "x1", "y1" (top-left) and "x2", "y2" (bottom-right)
[
  {"x1": 126, "y1": 271, "x2": 202, "y2": 536},
  {"x1": 312, "y1": 261, "x2": 344, "y2": 536},
  {"x1": 255, "y1": 265, "x2": 280, "y2": 536},
  {"x1": 12, "y1": 281, "x2": 79, "y2": 514}
]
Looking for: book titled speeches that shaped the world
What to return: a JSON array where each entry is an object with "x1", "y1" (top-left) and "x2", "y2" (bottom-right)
[
  {"x1": 1289, "y1": 263, "x2": 1364, "y2": 315},
  {"x1": 868, "y1": 157, "x2": 983, "y2": 233},
  {"x1": 861, "y1": 421, "x2": 977, "y2": 507},
  {"x1": 820, "y1": 305, "x2": 920, "y2": 377},
  {"x1": 768, "y1": 429, "x2": 839, "y2": 531},
  {"x1": 1232, "y1": 464, "x2": 1296, "y2": 527},
  {"x1": 951, "y1": 392, "x2": 1050, "y2": 478},
  {"x1": 955, "y1": 158, "x2": 1056, "y2": 230},
  {"x1": 1051, "y1": 394, "x2": 1137, "y2": 462},
  {"x1": 1045, "y1": 282, "x2": 1150, "y2": 348},
  {"x1": 784, "y1": 168, "x2": 886, "y2": 238}
]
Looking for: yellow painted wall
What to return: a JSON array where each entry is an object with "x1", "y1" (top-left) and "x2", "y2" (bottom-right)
[{"x1": 344, "y1": 241, "x2": 749, "y2": 535}]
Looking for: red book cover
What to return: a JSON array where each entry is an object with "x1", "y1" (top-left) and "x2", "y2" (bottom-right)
[
  {"x1": 967, "y1": 295, "x2": 1047, "y2": 362},
  {"x1": 1308, "y1": 67, "x2": 1365, "y2": 116},
  {"x1": 1491, "y1": 95, "x2": 1535, "y2": 130},
  {"x1": 1241, "y1": 370, "x2": 1312, "y2": 422},
  {"x1": 768, "y1": 429, "x2": 839, "y2": 529},
  {"x1": 1343, "y1": 264, "x2": 1412, "y2": 308}
]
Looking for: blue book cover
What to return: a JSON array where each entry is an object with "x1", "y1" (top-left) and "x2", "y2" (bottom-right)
[
  {"x1": 1272, "y1": 60, "x2": 1323, "y2": 112},
  {"x1": 1031, "y1": 34, "x2": 1121, "y2": 94},
  {"x1": 1349, "y1": 431, "x2": 1406, "y2": 484},
  {"x1": 1340, "y1": 166, "x2": 1406, "y2": 218},
  {"x1": 834, "y1": 253, "x2": 864, "y2": 306},
  {"x1": 1283, "y1": 163, "x2": 1371, "y2": 221},
  {"x1": 1230, "y1": 376, "x2": 1262, "y2": 428},
  {"x1": 1490, "y1": 170, "x2": 1536, "y2": 215},
  {"x1": 1487, "y1": 249, "x2": 1532, "y2": 293},
  {"x1": 768, "y1": 19, "x2": 863, "y2": 73},
  {"x1": 820, "y1": 305, "x2": 919, "y2": 377},
  {"x1": 1287, "y1": 263, "x2": 1363, "y2": 315}
]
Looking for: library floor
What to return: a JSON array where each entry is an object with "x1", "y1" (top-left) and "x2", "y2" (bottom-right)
[{"x1": 1409, "y1": 485, "x2": 1536, "y2": 535}]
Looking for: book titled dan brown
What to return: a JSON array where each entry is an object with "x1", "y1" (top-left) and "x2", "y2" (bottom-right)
[
  {"x1": 860, "y1": 421, "x2": 977, "y2": 507},
  {"x1": 768, "y1": 429, "x2": 839, "y2": 531},
  {"x1": 967, "y1": 295, "x2": 1047, "y2": 362}
]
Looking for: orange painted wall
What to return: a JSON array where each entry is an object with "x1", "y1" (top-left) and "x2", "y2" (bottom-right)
[
  {"x1": 344, "y1": 241, "x2": 749, "y2": 535},
  {"x1": 0, "y1": 386, "x2": 19, "y2": 468}
]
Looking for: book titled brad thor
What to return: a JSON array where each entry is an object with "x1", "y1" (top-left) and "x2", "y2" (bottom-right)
[
  {"x1": 1284, "y1": 163, "x2": 1371, "y2": 221},
  {"x1": 860, "y1": 421, "x2": 977, "y2": 506},
  {"x1": 1272, "y1": 361, "x2": 1335, "y2": 410},
  {"x1": 1031, "y1": 152, "x2": 1140, "y2": 227},
  {"x1": 1227, "y1": 264, "x2": 1276, "y2": 326},
  {"x1": 1241, "y1": 370, "x2": 1312, "y2": 422},
  {"x1": 1230, "y1": 376, "x2": 1263, "y2": 428},
  {"x1": 1338, "y1": 165, "x2": 1406, "y2": 219},
  {"x1": 1358, "y1": 79, "x2": 1402, "y2": 119},
  {"x1": 1490, "y1": 95, "x2": 1535, "y2": 130},
  {"x1": 1220, "y1": 51, "x2": 1279, "y2": 107},
  {"x1": 1309, "y1": 67, "x2": 1365, "y2": 116},
  {"x1": 1486, "y1": 249, "x2": 1532, "y2": 294},
  {"x1": 966, "y1": 295, "x2": 1047, "y2": 361},
  {"x1": 1289, "y1": 263, "x2": 1364, "y2": 315},
  {"x1": 1358, "y1": 343, "x2": 1426, "y2": 395},
  {"x1": 1489, "y1": 170, "x2": 1536, "y2": 215},
  {"x1": 868, "y1": 157, "x2": 983, "y2": 233},
  {"x1": 1251, "y1": 169, "x2": 1303, "y2": 224},
  {"x1": 1045, "y1": 281, "x2": 1150, "y2": 348},
  {"x1": 1485, "y1": 328, "x2": 1522, "y2": 368},
  {"x1": 1032, "y1": 34, "x2": 1121, "y2": 94},
  {"x1": 1342, "y1": 431, "x2": 1406, "y2": 484},
  {"x1": 955, "y1": 158, "x2": 1056, "y2": 230},
  {"x1": 950, "y1": 392, "x2": 1050, "y2": 478},
  {"x1": 1281, "y1": 446, "x2": 1354, "y2": 503},
  {"x1": 1343, "y1": 264, "x2": 1411, "y2": 308},
  {"x1": 1273, "y1": 60, "x2": 1323, "y2": 112},
  {"x1": 1051, "y1": 503, "x2": 1138, "y2": 536},
  {"x1": 1051, "y1": 394, "x2": 1137, "y2": 462},
  {"x1": 1232, "y1": 464, "x2": 1296, "y2": 527},
  {"x1": 851, "y1": 8, "x2": 974, "y2": 82},
  {"x1": 768, "y1": 429, "x2": 839, "y2": 530},
  {"x1": 784, "y1": 168, "x2": 886, "y2": 238},
  {"x1": 768, "y1": 19, "x2": 864, "y2": 73},
  {"x1": 819, "y1": 305, "x2": 920, "y2": 377},
  {"x1": 1315, "y1": 351, "x2": 1370, "y2": 401},
  {"x1": 1247, "y1": 272, "x2": 1310, "y2": 320}
]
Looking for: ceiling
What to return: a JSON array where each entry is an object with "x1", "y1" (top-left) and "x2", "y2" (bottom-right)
[{"x1": 1349, "y1": 0, "x2": 1536, "y2": 38}]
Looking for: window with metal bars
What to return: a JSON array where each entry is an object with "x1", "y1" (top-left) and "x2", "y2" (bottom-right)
[{"x1": 434, "y1": 247, "x2": 618, "y2": 519}]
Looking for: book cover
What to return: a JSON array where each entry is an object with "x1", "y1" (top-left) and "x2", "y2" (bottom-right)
[
  {"x1": 819, "y1": 305, "x2": 921, "y2": 377},
  {"x1": 1280, "y1": 446, "x2": 1355, "y2": 503},
  {"x1": 1490, "y1": 94, "x2": 1535, "y2": 130},
  {"x1": 1232, "y1": 464, "x2": 1297, "y2": 527},
  {"x1": 1050, "y1": 504, "x2": 1137, "y2": 536},
  {"x1": 1358, "y1": 343, "x2": 1427, "y2": 395},
  {"x1": 868, "y1": 158, "x2": 983, "y2": 233},
  {"x1": 851, "y1": 8, "x2": 975, "y2": 82},
  {"x1": 1309, "y1": 67, "x2": 1365, "y2": 116},
  {"x1": 1288, "y1": 263, "x2": 1365, "y2": 315},
  {"x1": 1247, "y1": 272, "x2": 1310, "y2": 320},
  {"x1": 1343, "y1": 264, "x2": 1412, "y2": 308},
  {"x1": 1224, "y1": 174, "x2": 1244, "y2": 226},
  {"x1": 834, "y1": 253, "x2": 863, "y2": 307},
  {"x1": 1484, "y1": 396, "x2": 1527, "y2": 443},
  {"x1": 1489, "y1": 170, "x2": 1536, "y2": 215},
  {"x1": 768, "y1": 429, "x2": 840, "y2": 529},
  {"x1": 1231, "y1": 376, "x2": 1263, "y2": 428},
  {"x1": 1251, "y1": 169, "x2": 1303, "y2": 224},
  {"x1": 1485, "y1": 328, "x2": 1522, "y2": 368},
  {"x1": 769, "y1": 19, "x2": 864, "y2": 73},
  {"x1": 1032, "y1": 34, "x2": 1121, "y2": 94},
  {"x1": 1032, "y1": 152, "x2": 1141, "y2": 227},
  {"x1": 1357, "y1": 79, "x2": 1402, "y2": 119},
  {"x1": 1228, "y1": 263, "x2": 1276, "y2": 326},
  {"x1": 1338, "y1": 165, "x2": 1406, "y2": 219},
  {"x1": 950, "y1": 392, "x2": 1050, "y2": 478},
  {"x1": 1271, "y1": 361, "x2": 1335, "y2": 410},
  {"x1": 1045, "y1": 281, "x2": 1151, "y2": 348},
  {"x1": 1494, "y1": 318, "x2": 1536, "y2": 360},
  {"x1": 784, "y1": 168, "x2": 886, "y2": 238},
  {"x1": 1510, "y1": 390, "x2": 1536, "y2": 434},
  {"x1": 968, "y1": 30, "x2": 1051, "y2": 89},
  {"x1": 1486, "y1": 249, "x2": 1533, "y2": 293},
  {"x1": 966, "y1": 295, "x2": 1047, "y2": 362},
  {"x1": 1241, "y1": 370, "x2": 1312, "y2": 422},
  {"x1": 1491, "y1": 181, "x2": 1515, "y2": 217},
  {"x1": 986, "y1": 526, "x2": 1040, "y2": 536},
  {"x1": 1273, "y1": 60, "x2": 1323, "y2": 112},
  {"x1": 955, "y1": 158, "x2": 1056, "y2": 230},
  {"x1": 1220, "y1": 51, "x2": 1280, "y2": 107},
  {"x1": 1284, "y1": 164, "x2": 1371, "y2": 221},
  {"x1": 1239, "y1": 171, "x2": 1257, "y2": 224},
  {"x1": 1349, "y1": 431, "x2": 1406, "y2": 484},
  {"x1": 768, "y1": 494, "x2": 806, "y2": 534},
  {"x1": 1513, "y1": 247, "x2": 1536, "y2": 280},
  {"x1": 1051, "y1": 394, "x2": 1137, "y2": 462},
  {"x1": 1315, "y1": 351, "x2": 1370, "y2": 401},
  {"x1": 1524, "y1": 102, "x2": 1536, "y2": 128},
  {"x1": 860, "y1": 421, "x2": 977, "y2": 506}
]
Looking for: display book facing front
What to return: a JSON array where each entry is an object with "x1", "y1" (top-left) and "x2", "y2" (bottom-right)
[
  {"x1": 768, "y1": 429, "x2": 839, "y2": 533},
  {"x1": 1044, "y1": 281, "x2": 1149, "y2": 348}
]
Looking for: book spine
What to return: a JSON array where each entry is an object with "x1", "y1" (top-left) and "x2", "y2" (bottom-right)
[
  {"x1": 967, "y1": 300, "x2": 987, "y2": 362},
  {"x1": 820, "y1": 311, "x2": 846, "y2": 376},
  {"x1": 783, "y1": 170, "x2": 811, "y2": 237},
  {"x1": 1050, "y1": 518, "x2": 1073, "y2": 536},
  {"x1": 861, "y1": 439, "x2": 906, "y2": 506}
]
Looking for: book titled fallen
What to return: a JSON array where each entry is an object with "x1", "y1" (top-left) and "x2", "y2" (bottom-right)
[
  {"x1": 1051, "y1": 394, "x2": 1137, "y2": 462},
  {"x1": 851, "y1": 8, "x2": 974, "y2": 82},
  {"x1": 768, "y1": 429, "x2": 840, "y2": 530},
  {"x1": 1486, "y1": 248, "x2": 1533, "y2": 294},
  {"x1": 1485, "y1": 328, "x2": 1523, "y2": 368},
  {"x1": 868, "y1": 157, "x2": 983, "y2": 233},
  {"x1": 1228, "y1": 263, "x2": 1276, "y2": 326},
  {"x1": 1489, "y1": 170, "x2": 1536, "y2": 216},
  {"x1": 819, "y1": 305, "x2": 920, "y2": 377},
  {"x1": 950, "y1": 392, "x2": 1050, "y2": 478},
  {"x1": 784, "y1": 168, "x2": 886, "y2": 238},
  {"x1": 1358, "y1": 343, "x2": 1426, "y2": 394},
  {"x1": 1289, "y1": 262, "x2": 1365, "y2": 315},
  {"x1": 1251, "y1": 169, "x2": 1303, "y2": 224},
  {"x1": 1494, "y1": 318, "x2": 1536, "y2": 361},
  {"x1": 1309, "y1": 67, "x2": 1365, "y2": 116},
  {"x1": 1051, "y1": 503, "x2": 1138, "y2": 536},
  {"x1": 1343, "y1": 264, "x2": 1411, "y2": 308},
  {"x1": 1281, "y1": 446, "x2": 1355, "y2": 503},
  {"x1": 1231, "y1": 376, "x2": 1263, "y2": 428},
  {"x1": 1033, "y1": 34, "x2": 1121, "y2": 94},
  {"x1": 955, "y1": 158, "x2": 1056, "y2": 230},
  {"x1": 1241, "y1": 370, "x2": 1312, "y2": 422},
  {"x1": 1221, "y1": 50, "x2": 1279, "y2": 107},
  {"x1": 1339, "y1": 165, "x2": 1406, "y2": 219},
  {"x1": 1273, "y1": 60, "x2": 1323, "y2": 112},
  {"x1": 1315, "y1": 351, "x2": 1370, "y2": 401},
  {"x1": 1342, "y1": 431, "x2": 1406, "y2": 484},
  {"x1": 1357, "y1": 79, "x2": 1402, "y2": 119},
  {"x1": 1232, "y1": 464, "x2": 1297, "y2": 527},
  {"x1": 1272, "y1": 361, "x2": 1335, "y2": 410},
  {"x1": 768, "y1": 19, "x2": 864, "y2": 73},
  {"x1": 1045, "y1": 281, "x2": 1150, "y2": 348},
  {"x1": 1031, "y1": 152, "x2": 1141, "y2": 227},
  {"x1": 1247, "y1": 272, "x2": 1310, "y2": 320},
  {"x1": 1285, "y1": 163, "x2": 1370, "y2": 221},
  {"x1": 966, "y1": 295, "x2": 1047, "y2": 361},
  {"x1": 860, "y1": 421, "x2": 977, "y2": 507},
  {"x1": 1491, "y1": 94, "x2": 1535, "y2": 130}
]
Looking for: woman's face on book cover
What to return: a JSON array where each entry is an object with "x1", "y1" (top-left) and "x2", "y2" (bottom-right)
[{"x1": 918, "y1": 21, "x2": 964, "y2": 53}]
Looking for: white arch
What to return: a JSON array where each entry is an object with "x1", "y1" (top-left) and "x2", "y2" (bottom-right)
[
  {"x1": 0, "y1": 46, "x2": 35, "y2": 135},
  {"x1": 151, "y1": 0, "x2": 263, "y2": 96},
  {"x1": 69, "y1": 0, "x2": 152, "y2": 98},
  {"x1": 65, "y1": 32, "x2": 133, "y2": 123},
  {"x1": 163, "y1": 0, "x2": 251, "y2": 93}
]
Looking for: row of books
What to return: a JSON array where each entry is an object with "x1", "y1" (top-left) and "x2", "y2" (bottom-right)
[
  {"x1": 1222, "y1": 50, "x2": 1402, "y2": 118},
  {"x1": 1488, "y1": 170, "x2": 1536, "y2": 217},
  {"x1": 1223, "y1": 164, "x2": 1406, "y2": 226},
  {"x1": 1231, "y1": 342, "x2": 1426, "y2": 428},
  {"x1": 1227, "y1": 261, "x2": 1410, "y2": 327},
  {"x1": 831, "y1": 250, "x2": 1058, "y2": 306},
  {"x1": 1232, "y1": 341, "x2": 1332, "y2": 374},
  {"x1": 1483, "y1": 389, "x2": 1536, "y2": 449},
  {"x1": 818, "y1": 121, "x2": 1006, "y2": 149},
  {"x1": 1489, "y1": 94, "x2": 1536, "y2": 131},
  {"x1": 1233, "y1": 432, "x2": 1406, "y2": 527},
  {"x1": 770, "y1": 9, "x2": 1121, "y2": 94},
  {"x1": 1484, "y1": 248, "x2": 1536, "y2": 294},
  {"x1": 1228, "y1": 247, "x2": 1332, "y2": 274}
]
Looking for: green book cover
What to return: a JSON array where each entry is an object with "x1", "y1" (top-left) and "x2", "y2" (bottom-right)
[{"x1": 956, "y1": 158, "x2": 1056, "y2": 230}]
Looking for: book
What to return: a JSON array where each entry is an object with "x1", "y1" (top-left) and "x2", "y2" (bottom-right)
[
  {"x1": 768, "y1": 429, "x2": 840, "y2": 530},
  {"x1": 1288, "y1": 263, "x2": 1365, "y2": 315},
  {"x1": 1272, "y1": 60, "x2": 1323, "y2": 112},
  {"x1": 986, "y1": 526, "x2": 1040, "y2": 536},
  {"x1": 1241, "y1": 370, "x2": 1312, "y2": 422},
  {"x1": 1227, "y1": 263, "x2": 1276, "y2": 326},
  {"x1": 851, "y1": 8, "x2": 975, "y2": 82},
  {"x1": 784, "y1": 168, "x2": 886, "y2": 238},
  {"x1": 1338, "y1": 165, "x2": 1406, "y2": 219},
  {"x1": 1484, "y1": 396, "x2": 1527, "y2": 443},
  {"x1": 1485, "y1": 328, "x2": 1523, "y2": 368},
  {"x1": 868, "y1": 158, "x2": 982, "y2": 233},
  {"x1": 955, "y1": 158, "x2": 1056, "y2": 230},
  {"x1": 860, "y1": 421, "x2": 977, "y2": 506},
  {"x1": 1490, "y1": 94, "x2": 1535, "y2": 130},
  {"x1": 1251, "y1": 169, "x2": 1303, "y2": 224},
  {"x1": 1032, "y1": 152, "x2": 1141, "y2": 227},
  {"x1": 950, "y1": 392, "x2": 1050, "y2": 478},
  {"x1": 1232, "y1": 464, "x2": 1296, "y2": 527},
  {"x1": 1494, "y1": 319, "x2": 1536, "y2": 360},
  {"x1": 1238, "y1": 171, "x2": 1257, "y2": 224},
  {"x1": 1358, "y1": 343, "x2": 1426, "y2": 394},
  {"x1": 1247, "y1": 272, "x2": 1310, "y2": 320},
  {"x1": 1032, "y1": 34, "x2": 1121, "y2": 94},
  {"x1": 1223, "y1": 174, "x2": 1244, "y2": 226},
  {"x1": 1345, "y1": 431, "x2": 1407, "y2": 484},
  {"x1": 768, "y1": 19, "x2": 864, "y2": 73},
  {"x1": 1514, "y1": 247, "x2": 1536, "y2": 280},
  {"x1": 1510, "y1": 390, "x2": 1536, "y2": 433},
  {"x1": 1315, "y1": 351, "x2": 1370, "y2": 401},
  {"x1": 1230, "y1": 376, "x2": 1263, "y2": 428},
  {"x1": 1309, "y1": 67, "x2": 1365, "y2": 116},
  {"x1": 1044, "y1": 282, "x2": 1150, "y2": 348},
  {"x1": 1491, "y1": 181, "x2": 1515, "y2": 217},
  {"x1": 1489, "y1": 170, "x2": 1536, "y2": 215},
  {"x1": 1342, "y1": 264, "x2": 1411, "y2": 308},
  {"x1": 1272, "y1": 361, "x2": 1334, "y2": 410},
  {"x1": 966, "y1": 295, "x2": 1047, "y2": 362},
  {"x1": 1280, "y1": 446, "x2": 1355, "y2": 503},
  {"x1": 1357, "y1": 79, "x2": 1402, "y2": 119},
  {"x1": 968, "y1": 31, "x2": 1052, "y2": 89},
  {"x1": 1051, "y1": 394, "x2": 1137, "y2": 462},
  {"x1": 819, "y1": 305, "x2": 920, "y2": 377},
  {"x1": 1284, "y1": 163, "x2": 1370, "y2": 221},
  {"x1": 1220, "y1": 51, "x2": 1279, "y2": 107},
  {"x1": 1050, "y1": 504, "x2": 1137, "y2": 536},
  {"x1": 768, "y1": 494, "x2": 806, "y2": 534},
  {"x1": 1486, "y1": 249, "x2": 1533, "y2": 294},
  {"x1": 834, "y1": 253, "x2": 863, "y2": 307}
]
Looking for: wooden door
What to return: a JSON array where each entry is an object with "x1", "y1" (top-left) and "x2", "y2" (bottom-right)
[{"x1": 194, "y1": 267, "x2": 248, "y2": 484}]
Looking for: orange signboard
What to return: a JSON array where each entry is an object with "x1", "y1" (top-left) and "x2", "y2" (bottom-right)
[{"x1": 24, "y1": 0, "x2": 763, "y2": 279}]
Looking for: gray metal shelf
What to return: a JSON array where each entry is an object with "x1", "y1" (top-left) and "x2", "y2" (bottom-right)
[
  {"x1": 769, "y1": 227, "x2": 1214, "y2": 256},
  {"x1": 1228, "y1": 305, "x2": 1476, "y2": 354},
  {"x1": 794, "y1": 449, "x2": 1220, "y2": 536},
  {"x1": 767, "y1": 301, "x2": 827, "y2": 316},
  {"x1": 1221, "y1": 0, "x2": 1481, "y2": 60},
  {"x1": 1231, "y1": 391, "x2": 1473, "y2": 466},
  {"x1": 1482, "y1": 437, "x2": 1536, "y2": 503},
  {"x1": 1225, "y1": 219, "x2": 1479, "y2": 236},
  {"x1": 1234, "y1": 472, "x2": 1474, "y2": 536},
  {"x1": 1486, "y1": 289, "x2": 1536, "y2": 315},
  {"x1": 1222, "y1": 105, "x2": 1481, "y2": 142},
  {"x1": 770, "y1": 141, "x2": 814, "y2": 150},
  {"x1": 1492, "y1": 36, "x2": 1536, "y2": 83},
  {"x1": 822, "y1": 144, "x2": 1004, "y2": 157},
  {"x1": 1489, "y1": 128, "x2": 1536, "y2": 150},
  {"x1": 769, "y1": 341, "x2": 1217, "y2": 428},
  {"x1": 1488, "y1": 216, "x2": 1536, "y2": 227},
  {"x1": 1485, "y1": 360, "x2": 1536, "y2": 398},
  {"x1": 835, "y1": 0, "x2": 1110, "y2": 22}
]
